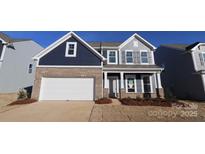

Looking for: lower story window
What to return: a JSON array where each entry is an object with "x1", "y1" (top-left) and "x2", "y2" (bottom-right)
[
  {"x1": 126, "y1": 76, "x2": 136, "y2": 93},
  {"x1": 143, "y1": 76, "x2": 151, "y2": 93},
  {"x1": 28, "y1": 64, "x2": 33, "y2": 74}
]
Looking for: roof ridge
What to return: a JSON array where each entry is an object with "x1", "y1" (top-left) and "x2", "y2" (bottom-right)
[{"x1": 0, "y1": 32, "x2": 31, "y2": 43}]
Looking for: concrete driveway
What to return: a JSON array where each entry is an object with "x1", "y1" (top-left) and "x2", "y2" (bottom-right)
[{"x1": 0, "y1": 101, "x2": 94, "y2": 122}]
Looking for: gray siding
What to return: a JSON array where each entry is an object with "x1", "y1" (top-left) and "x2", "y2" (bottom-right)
[
  {"x1": 120, "y1": 37, "x2": 154, "y2": 64},
  {"x1": 0, "y1": 41, "x2": 43, "y2": 93},
  {"x1": 136, "y1": 76, "x2": 142, "y2": 93},
  {"x1": 155, "y1": 46, "x2": 205, "y2": 100},
  {"x1": 39, "y1": 36, "x2": 102, "y2": 66}
]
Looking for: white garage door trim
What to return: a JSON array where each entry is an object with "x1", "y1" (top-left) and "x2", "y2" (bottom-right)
[{"x1": 39, "y1": 77, "x2": 94, "y2": 101}]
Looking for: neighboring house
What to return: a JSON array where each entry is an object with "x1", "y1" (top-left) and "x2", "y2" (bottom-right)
[
  {"x1": 155, "y1": 42, "x2": 205, "y2": 101},
  {"x1": 0, "y1": 32, "x2": 44, "y2": 93},
  {"x1": 32, "y1": 32, "x2": 164, "y2": 101}
]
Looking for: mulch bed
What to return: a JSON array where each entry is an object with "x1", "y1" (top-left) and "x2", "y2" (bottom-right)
[
  {"x1": 119, "y1": 98, "x2": 187, "y2": 107},
  {"x1": 8, "y1": 98, "x2": 37, "y2": 106},
  {"x1": 95, "y1": 98, "x2": 112, "y2": 104}
]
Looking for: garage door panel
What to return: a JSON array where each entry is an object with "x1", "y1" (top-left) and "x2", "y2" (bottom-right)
[{"x1": 39, "y1": 78, "x2": 94, "y2": 100}]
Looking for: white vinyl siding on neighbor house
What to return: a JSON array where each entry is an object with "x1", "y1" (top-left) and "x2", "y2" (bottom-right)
[
  {"x1": 125, "y1": 50, "x2": 134, "y2": 64},
  {"x1": 39, "y1": 77, "x2": 94, "y2": 101},
  {"x1": 65, "y1": 42, "x2": 77, "y2": 57},
  {"x1": 140, "y1": 50, "x2": 149, "y2": 64},
  {"x1": 107, "y1": 50, "x2": 118, "y2": 64},
  {"x1": 199, "y1": 52, "x2": 205, "y2": 66}
]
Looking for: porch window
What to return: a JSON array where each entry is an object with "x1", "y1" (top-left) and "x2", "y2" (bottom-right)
[
  {"x1": 108, "y1": 50, "x2": 117, "y2": 64},
  {"x1": 143, "y1": 76, "x2": 151, "y2": 93},
  {"x1": 140, "y1": 51, "x2": 149, "y2": 64},
  {"x1": 126, "y1": 75, "x2": 136, "y2": 93},
  {"x1": 126, "y1": 51, "x2": 133, "y2": 64}
]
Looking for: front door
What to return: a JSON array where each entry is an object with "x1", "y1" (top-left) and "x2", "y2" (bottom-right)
[{"x1": 109, "y1": 78, "x2": 118, "y2": 98}]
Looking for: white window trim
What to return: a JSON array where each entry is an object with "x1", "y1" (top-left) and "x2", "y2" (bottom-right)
[
  {"x1": 107, "y1": 50, "x2": 118, "y2": 64},
  {"x1": 125, "y1": 50, "x2": 134, "y2": 64},
  {"x1": 141, "y1": 75, "x2": 153, "y2": 93},
  {"x1": 65, "y1": 42, "x2": 77, "y2": 57},
  {"x1": 140, "y1": 50, "x2": 149, "y2": 65},
  {"x1": 125, "y1": 75, "x2": 137, "y2": 93},
  {"x1": 201, "y1": 51, "x2": 205, "y2": 63}
]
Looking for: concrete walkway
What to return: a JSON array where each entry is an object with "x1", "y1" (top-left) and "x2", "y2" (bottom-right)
[{"x1": 0, "y1": 101, "x2": 94, "y2": 122}]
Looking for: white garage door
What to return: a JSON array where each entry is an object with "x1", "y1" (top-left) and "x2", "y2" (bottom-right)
[{"x1": 39, "y1": 78, "x2": 94, "y2": 101}]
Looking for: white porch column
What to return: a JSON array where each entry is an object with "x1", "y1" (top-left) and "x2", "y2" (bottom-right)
[
  {"x1": 120, "y1": 72, "x2": 124, "y2": 89},
  {"x1": 156, "y1": 73, "x2": 162, "y2": 88},
  {"x1": 104, "y1": 72, "x2": 108, "y2": 88}
]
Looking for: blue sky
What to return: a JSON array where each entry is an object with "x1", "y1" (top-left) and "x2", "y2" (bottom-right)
[{"x1": 3, "y1": 31, "x2": 205, "y2": 48}]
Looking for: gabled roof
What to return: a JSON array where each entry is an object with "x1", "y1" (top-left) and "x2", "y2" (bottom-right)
[
  {"x1": 0, "y1": 32, "x2": 31, "y2": 43},
  {"x1": 33, "y1": 32, "x2": 106, "y2": 61},
  {"x1": 89, "y1": 42, "x2": 122, "y2": 48},
  {"x1": 119, "y1": 33, "x2": 156, "y2": 50}
]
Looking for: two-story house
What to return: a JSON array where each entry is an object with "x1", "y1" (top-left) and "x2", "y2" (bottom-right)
[
  {"x1": 155, "y1": 42, "x2": 205, "y2": 101},
  {"x1": 0, "y1": 32, "x2": 43, "y2": 94},
  {"x1": 32, "y1": 32, "x2": 164, "y2": 101}
]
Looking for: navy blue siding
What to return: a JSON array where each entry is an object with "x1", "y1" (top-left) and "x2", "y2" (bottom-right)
[
  {"x1": 39, "y1": 36, "x2": 102, "y2": 66},
  {"x1": 0, "y1": 41, "x2": 3, "y2": 58}
]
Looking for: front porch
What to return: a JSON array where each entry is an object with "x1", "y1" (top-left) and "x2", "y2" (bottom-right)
[{"x1": 103, "y1": 71, "x2": 164, "y2": 99}]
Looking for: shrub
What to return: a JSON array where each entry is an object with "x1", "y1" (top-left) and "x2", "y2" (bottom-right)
[
  {"x1": 8, "y1": 98, "x2": 37, "y2": 106},
  {"x1": 95, "y1": 98, "x2": 112, "y2": 104},
  {"x1": 17, "y1": 89, "x2": 28, "y2": 100}
]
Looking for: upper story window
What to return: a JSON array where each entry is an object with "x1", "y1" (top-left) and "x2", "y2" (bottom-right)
[
  {"x1": 107, "y1": 50, "x2": 117, "y2": 64},
  {"x1": 140, "y1": 50, "x2": 149, "y2": 64},
  {"x1": 65, "y1": 42, "x2": 77, "y2": 57},
  {"x1": 126, "y1": 50, "x2": 134, "y2": 64},
  {"x1": 28, "y1": 64, "x2": 33, "y2": 74}
]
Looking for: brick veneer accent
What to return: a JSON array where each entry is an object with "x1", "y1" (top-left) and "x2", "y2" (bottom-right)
[
  {"x1": 156, "y1": 88, "x2": 164, "y2": 98},
  {"x1": 103, "y1": 88, "x2": 109, "y2": 98},
  {"x1": 120, "y1": 89, "x2": 144, "y2": 98},
  {"x1": 104, "y1": 89, "x2": 164, "y2": 98},
  {"x1": 32, "y1": 67, "x2": 103, "y2": 100}
]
